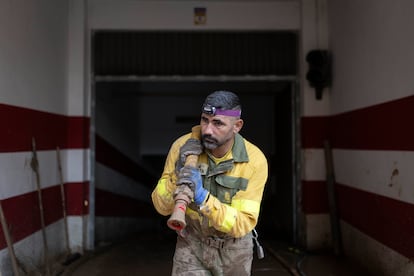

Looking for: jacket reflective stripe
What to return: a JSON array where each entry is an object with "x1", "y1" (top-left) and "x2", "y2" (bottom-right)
[
  {"x1": 231, "y1": 199, "x2": 260, "y2": 216},
  {"x1": 155, "y1": 178, "x2": 170, "y2": 197},
  {"x1": 219, "y1": 206, "x2": 237, "y2": 233}
]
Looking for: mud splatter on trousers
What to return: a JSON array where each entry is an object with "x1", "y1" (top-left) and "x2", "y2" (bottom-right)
[{"x1": 172, "y1": 232, "x2": 253, "y2": 276}]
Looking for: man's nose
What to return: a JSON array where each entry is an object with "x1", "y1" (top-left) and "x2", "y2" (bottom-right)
[{"x1": 203, "y1": 123, "x2": 214, "y2": 135}]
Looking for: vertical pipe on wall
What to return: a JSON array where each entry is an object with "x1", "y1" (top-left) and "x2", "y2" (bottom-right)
[
  {"x1": 291, "y1": 80, "x2": 302, "y2": 245},
  {"x1": 84, "y1": 0, "x2": 95, "y2": 251}
]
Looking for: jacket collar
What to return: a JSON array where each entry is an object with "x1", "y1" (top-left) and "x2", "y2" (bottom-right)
[{"x1": 231, "y1": 133, "x2": 249, "y2": 162}]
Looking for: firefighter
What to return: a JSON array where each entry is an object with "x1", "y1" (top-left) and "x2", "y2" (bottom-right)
[{"x1": 152, "y1": 90, "x2": 268, "y2": 276}]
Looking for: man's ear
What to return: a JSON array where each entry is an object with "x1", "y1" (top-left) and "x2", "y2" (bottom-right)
[{"x1": 233, "y1": 119, "x2": 244, "y2": 133}]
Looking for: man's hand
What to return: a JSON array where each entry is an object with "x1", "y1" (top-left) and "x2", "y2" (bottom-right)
[
  {"x1": 177, "y1": 166, "x2": 208, "y2": 205},
  {"x1": 175, "y1": 138, "x2": 203, "y2": 173}
]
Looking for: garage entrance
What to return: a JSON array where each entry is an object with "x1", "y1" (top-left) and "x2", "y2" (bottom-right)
[{"x1": 91, "y1": 31, "x2": 300, "y2": 246}]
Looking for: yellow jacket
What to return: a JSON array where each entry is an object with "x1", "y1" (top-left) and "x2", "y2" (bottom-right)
[{"x1": 151, "y1": 126, "x2": 268, "y2": 238}]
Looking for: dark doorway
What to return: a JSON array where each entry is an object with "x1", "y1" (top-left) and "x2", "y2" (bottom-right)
[
  {"x1": 94, "y1": 80, "x2": 297, "y2": 242},
  {"x1": 91, "y1": 30, "x2": 299, "y2": 246}
]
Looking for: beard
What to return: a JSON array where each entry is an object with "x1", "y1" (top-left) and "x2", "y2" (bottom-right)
[{"x1": 201, "y1": 134, "x2": 220, "y2": 150}]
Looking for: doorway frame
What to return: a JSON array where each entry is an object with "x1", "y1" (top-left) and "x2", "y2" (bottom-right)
[{"x1": 89, "y1": 74, "x2": 301, "y2": 248}]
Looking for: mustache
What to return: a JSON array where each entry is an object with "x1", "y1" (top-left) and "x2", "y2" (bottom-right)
[{"x1": 202, "y1": 134, "x2": 218, "y2": 143}]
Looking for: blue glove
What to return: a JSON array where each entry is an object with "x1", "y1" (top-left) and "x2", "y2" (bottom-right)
[{"x1": 177, "y1": 166, "x2": 208, "y2": 205}]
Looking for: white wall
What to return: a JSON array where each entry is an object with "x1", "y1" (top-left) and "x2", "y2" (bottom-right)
[
  {"x1": 299, "y1": 0, "x2": 332, "y2": 250},
  {"x1": 0, "y1": 0, "x2": 69, "y2": 114},
  {"x1": 0, "y1": 0, "x2": 73, "y2": 275},
  {"x1": 329, "y1": 0, "x2": 414, "y2": 113},
  {"x1": 328, "y1": 0, "x2": 414, "y2": 275},
  {"x1": 300, "y1": 0, "x2": 331, "y2": 116},
  {"x1": 68, "y1": 0, "x2": 89, "y2": 117}
]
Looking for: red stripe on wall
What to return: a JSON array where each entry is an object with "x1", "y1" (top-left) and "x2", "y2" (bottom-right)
[
  {"x1": 301, "y1": 95, "x2": 414, "y2": 150},
  {"x1": 330, "y1": 96, "x2": 414, "y2": 150},
  {"x1": 0, "y1": 103, "x2": 89, "y2": 152},
  {"x1": 95, "y1": 188, "x2": 157, "y2": 218},
  {"x1": 330, "y1": 96, "x2": 414, "y2": 151},
  {"x1": 337, "y1": 183, "x2": 414, "y2": 259},
  {"x1": 0, "y1": 192, "x2": 41, "y2": 250},
  {"x1": 303, "y1": 181, "x2": 414, "y2": 259},
  {"x1": 302, "y1": 180, "x2": 329, "y2": 214},
  {"x1": 301, "y1": 116, "x2": 329, "y2": 149},
  {"x1": 95, "y1": 134, "x2": 157, "y2": 187},
  {"x1": 0, "y1": 182, "x2": 88, "y2": 250},
  {"x1": 66, "y1": 182, "x2": 90, "y2": 216},
  {"x1": 67, "y1": 116, "x2": 90, "y2": 149}
]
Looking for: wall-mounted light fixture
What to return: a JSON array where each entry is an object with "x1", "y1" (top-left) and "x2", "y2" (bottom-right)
[{"x1": 306, "y1": 49, "x2": 331, "y2": 100}]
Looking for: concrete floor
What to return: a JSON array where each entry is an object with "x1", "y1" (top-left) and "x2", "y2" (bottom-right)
[{"x1": 57, "y1": 233, "x2": 373, "y2": 276}]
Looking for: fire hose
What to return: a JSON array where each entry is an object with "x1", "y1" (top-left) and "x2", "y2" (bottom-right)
[{"x1": 167, "y1": 127, "x2": 200, "y2": 231}]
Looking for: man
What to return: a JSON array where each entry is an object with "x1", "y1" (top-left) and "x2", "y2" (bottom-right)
[{"x1": 151, "y1": 90, "x2": 268, "y2": 276}]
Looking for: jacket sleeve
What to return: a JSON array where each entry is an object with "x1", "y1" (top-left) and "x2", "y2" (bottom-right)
[
  {"x1": 199, "y1": 147, "x2": 268, "y2": 238},
  {"x1": 151, "y1": 134, "x2": 190, "y2": 216}
]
